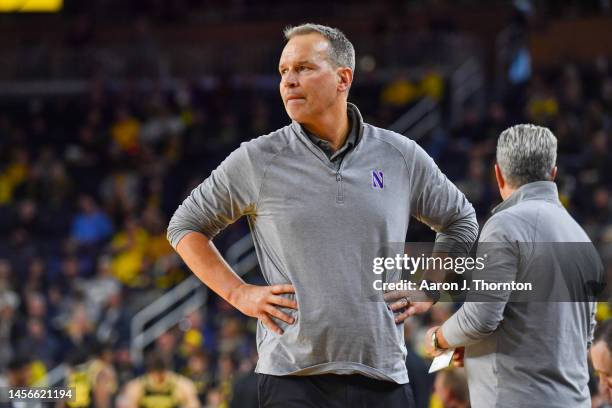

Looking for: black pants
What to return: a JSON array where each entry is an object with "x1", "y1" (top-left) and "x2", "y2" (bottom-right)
[{"x1": 257, "y1": 374, "x2": 416, "y2": 408}]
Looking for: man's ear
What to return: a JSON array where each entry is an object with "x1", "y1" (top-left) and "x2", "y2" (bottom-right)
[
  {"x1": 494, "y1": 164, "x2": 505, "y2": 190},
  {"x1": 337, "y1": 67, "x2": 353, "y2": 93},
  {"x1": 550, "y1": 166, "x2": 558, "y2": 181}
]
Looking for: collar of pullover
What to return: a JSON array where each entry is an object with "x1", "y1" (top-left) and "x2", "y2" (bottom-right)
[
  {"x1": 492, "y1": 180, "x2": 561, "y2": 214},
  {"x1": 290, "y1": 102, "x2": 365, "y2": 161}
]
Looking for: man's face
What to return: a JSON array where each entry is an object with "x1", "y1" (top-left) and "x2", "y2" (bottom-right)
[
  {"x1": 278, "y1": 33, "x2": 343, "y2": 125},
  {"x1": 591, "y1": 341, "x2": 612, "y2": 401}
]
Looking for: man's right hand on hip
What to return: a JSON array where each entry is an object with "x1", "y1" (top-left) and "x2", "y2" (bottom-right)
[{"x1": 229, "y1": 283, "x2": 298, "y2": 335}]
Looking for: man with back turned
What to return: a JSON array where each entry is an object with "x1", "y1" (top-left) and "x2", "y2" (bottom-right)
[{"x1": 427, "y1": 124, "x2": 603, "y2": 408}]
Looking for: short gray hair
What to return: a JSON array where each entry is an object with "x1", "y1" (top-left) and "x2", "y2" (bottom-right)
[
  {"x1": 496, "y1": 124, "x2": 558, "y2": 188},
  {"x1": 283, "y1": 23, "x2": 355, "y2": 71}
]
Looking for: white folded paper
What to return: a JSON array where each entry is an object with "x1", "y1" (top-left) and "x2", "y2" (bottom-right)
[{"x1": 428, "y1": 349, "x2": 455, "y2": 373}]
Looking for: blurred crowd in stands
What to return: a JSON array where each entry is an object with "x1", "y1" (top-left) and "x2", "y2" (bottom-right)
[
  {"x1": 57, "y1": 0, "x2": 611, "y2": 23},
  {"x1": 0, "y1": 33, "x2": 611, "y2": 405}
]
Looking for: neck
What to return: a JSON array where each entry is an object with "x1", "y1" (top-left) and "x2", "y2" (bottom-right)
[
  {"x1": 151, "y1": 371, "x2": 167, "y2": 383},
  {"x1": 501, "y1": 186, "x2": 517, "y2": 200},
  {"x1": 301, "y1": 102, "x2": 349, "y2": 151}
]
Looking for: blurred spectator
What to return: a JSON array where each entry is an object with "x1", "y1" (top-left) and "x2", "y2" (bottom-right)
[
  {"x1": 21, "y1": 257, "x2": 48, "y2": 294},
  {"x1": 155, "y1": 330, "x2": 184, "y2": 372},
  {"x1": 140, "y1": 101, "x2": 185, "y2": 148},
  {"x1": 63, "y1": 342, "x2": 118, "y2": 408},
  {"x1": 0, "y1": 356, "x2": 34, "y2": 388},
  {"x1": 205, "y1": 387, "x2": 226, "y2": 408},
  {"x1": 24, "y1": 291, "x2": 48, "y2": 321},
  {"x1": 65, "y1": 125, "x2": 107, "y2": 195},
  {"x1": 15, "y1": 318, "x2": 59, "y2": 369},
  {"x1": 249, "y1": 100, "x2": 271, "y2": 137},
  {"x1": 591, "y1": 319, "x2": 612, "y2": 407},
  {"x1": 59, "y1": 255, "x2": 88, "y2": 295},
  {"x1": 109, "y1": 216, "x2": 149, "y2": 287},
  {"x1": 433, "y1": 368, "x2": 470, "y2": 408},
  {"x1": 215, "y1": 113, "x2": 240, "y2": 151},
  {"x1": 180, "y1": 328, "x2": 204, "y2": 360},
  {"x1": 0, "y1": 288, "x2": 19, "y2": 370},
  {"x1": 381, "y1": 72, "x2": 419, "y2": 107},
  {"x1": 114, "y1": 345, "x2": 136, "y2": 388},
  {"x1": 185, "y1": 351, "x2": 213, "y2": 404},
  {"x1": 526, "y1": 76, "x2": 559, "y2": 123},
  {"x1": 217, "y1": 317, "x2": 245, "y2": 355},
  {"x1": 0, "y1": 147, "x2": 30, "y2": 206},
  {"x1": 420, "y1": 67, "x2": 445, "y2": 101},
  {"x1": 593, "y1": 188, "x2": 612, "y2": 223},
  {"x1": 10, "y1": 199, "x2": 46, "y2": 242},
  {"x1": 216, "y1": 353, "x2": 237, "y2": 404},
  {"x1": 100, "y1": 165, "x2": 142, "y2": 219},
  {"x1": 71, "y1": 195, "x2": 114, "y2": 246},
  {"x1": 82, "y1": 255, "x2": 121, "y2": 322},
  {"x1": 456, "y1": 158, "x2": 490, "y2": 215},
  {"x1": 560, "y1": 64, "x2": 584, "y2": 115},
  {"x1": 58, "y1": 303, "x2": 95, "y2": 363},
  {"x1": 120, "y1": 351, "x2": 200, "y2": 408},
  {"x1": 110, "y1": 107, "x2": 141, "y2": 157},
  {"x1": 18, "y1": 155, "x2": 75, "y2": 211},
  {"x1": 142, "y1": 206, "x2": 183, "y2": 288},
  {"x1": 508, "y1": 45, "x2": 531, "y2": 86},
  {"x1": 96, "y1": 287, "x2": 130, "y2": 346},
  {"x1": 477, "y1": 102, "x2": 509, "y2": 147},
  {"x1": 0, "y1": 258, "x2": 14, "y2": 291}
]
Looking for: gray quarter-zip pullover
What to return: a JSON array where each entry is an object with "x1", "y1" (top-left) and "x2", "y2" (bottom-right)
[
  {"x1": 441, "y1": 181, "x2": 601, "y2": 407},
  {"x1": 168, "y1": 103, "x2": 478, "y2": 383}
]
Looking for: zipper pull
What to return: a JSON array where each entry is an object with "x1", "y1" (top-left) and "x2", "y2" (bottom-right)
[{"x1": 336, "y1": 171, "x2": 344, "y2": 204}]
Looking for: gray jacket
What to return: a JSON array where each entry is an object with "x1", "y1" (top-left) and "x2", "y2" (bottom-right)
[
  {"x1": 441, "y1": 181, "x2": 601, "y2": 408},
  {"x1": 168, "y1": 104, "x2": 478, "y2": 383}
]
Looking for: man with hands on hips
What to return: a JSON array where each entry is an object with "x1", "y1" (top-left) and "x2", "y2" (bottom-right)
[{"x1": 168, "y1": 23, "x2": 477, "y2": 407}]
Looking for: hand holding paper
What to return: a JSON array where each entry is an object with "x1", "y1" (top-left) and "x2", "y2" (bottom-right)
[{"x1": 429, "y1": 349, "x2": 456, "y2": 373}]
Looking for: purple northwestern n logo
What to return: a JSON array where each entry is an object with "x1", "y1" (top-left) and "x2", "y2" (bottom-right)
[{"x1": 372, "y1": 169, "x2": 384, "y2": 189}]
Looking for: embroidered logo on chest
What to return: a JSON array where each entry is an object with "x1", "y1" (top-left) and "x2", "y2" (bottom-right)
[{"x1": 372, "y1": 169, "x2": 384, "y2": 189}]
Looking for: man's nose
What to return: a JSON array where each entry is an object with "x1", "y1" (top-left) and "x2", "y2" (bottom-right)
[{"x1": 282, "y1": 71, "x2": 298, "y2": 88}]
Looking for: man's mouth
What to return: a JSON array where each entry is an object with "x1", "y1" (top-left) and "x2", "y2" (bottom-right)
[{"x1": 286, "y1": 96, "x2": 305, "y2": 103}]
